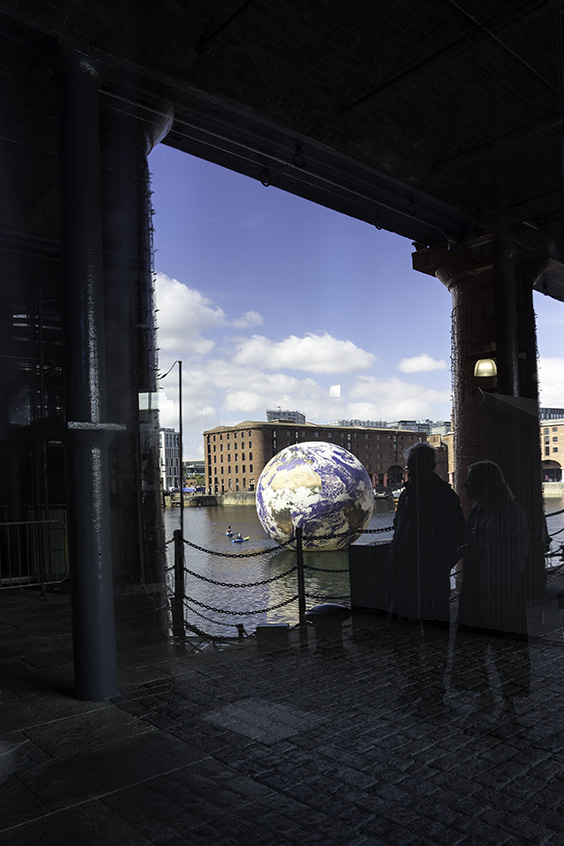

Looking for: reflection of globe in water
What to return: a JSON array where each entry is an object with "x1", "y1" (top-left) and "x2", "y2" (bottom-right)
[{"x1": 256, "y1": 441, "x2": 374, "y2": 550}]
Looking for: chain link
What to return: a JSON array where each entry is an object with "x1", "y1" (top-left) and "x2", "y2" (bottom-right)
[
  {"x1": 166, "y1": 521, "x2": 394, "y2": 637},
  {"x1": 305, "y1": 592, "x2": 351, "y2": 601},
  {"x1": 182, "y1": 536, "x2": 292, "y2": 558},
  {"x1": 184, "y1": 599, "x2": 244, "y2": 628},
  {"x1": 173, "y1": 524, "x2": 393, "y2": 559},
  {"x1": 546, "y1": 508, "x2": 564, "y2": 518},
  {"x1": 305, "y1": 525, "x2": 393, "y2": 541},
  {"x1": 182, "y1": 564, "x2": 297, "y2": 588},
  {"x1": 185, "y1": 620, "x2": 237, "y2": 641},
  {"x1": 184, "y1": 593, "x2": 299, "y2": 616}
]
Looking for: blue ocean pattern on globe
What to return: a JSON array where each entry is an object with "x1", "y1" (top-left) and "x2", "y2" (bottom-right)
[{"x1": 255, "y1": 441, "x2": 374, "y2": 550}]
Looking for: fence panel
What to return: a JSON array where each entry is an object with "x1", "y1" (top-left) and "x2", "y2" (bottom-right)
[{"x1": 0, "y1": 520, "x2": 68, "y2": 589}]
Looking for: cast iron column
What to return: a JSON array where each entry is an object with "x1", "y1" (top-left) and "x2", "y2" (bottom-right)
[
  {"x1": 101, "y1": 99, "x2": 172, "y2": 596},
  {"x1": 413, "y1": 234, "x2": 546, "y2": 601},
  {"x1": 58, "y1": 46, "x2": 119, "y2": 700}
]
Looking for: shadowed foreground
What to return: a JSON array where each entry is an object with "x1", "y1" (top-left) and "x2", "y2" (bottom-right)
[{"x1": 1, "y1": 578, "x2": 564, "y2": 846}]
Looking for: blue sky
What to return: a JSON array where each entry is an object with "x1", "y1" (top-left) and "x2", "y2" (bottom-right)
[{"x1": 149, "y1": 144, "x2": 564, "y2": 459}]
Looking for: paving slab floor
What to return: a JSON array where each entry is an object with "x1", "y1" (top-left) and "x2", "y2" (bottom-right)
[{"x1": 1, "y1": 577, "x2": 564, "y2": 845}]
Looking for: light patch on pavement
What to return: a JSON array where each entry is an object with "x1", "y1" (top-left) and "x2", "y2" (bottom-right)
[{"x1": 203, "y1": 698, "x2": 325, "y2": 745}]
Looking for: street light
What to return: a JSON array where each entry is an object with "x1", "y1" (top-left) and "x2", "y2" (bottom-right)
[
  {"x1": 158, "y1": 359, "x2": 184, "y2": 541},
  {"x1": 474, "y1": 357, "x2": 497, "y2": 378}
]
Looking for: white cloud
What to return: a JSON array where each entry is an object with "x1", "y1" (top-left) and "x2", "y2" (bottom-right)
[
  {"x1": 538, "y1": 357, "x2": 564, "y2": 406},
  {"x1": 158, "y1": 388, "x2": 216, "y2": 432},
  {"x1": 232, "y1": 332, "x2": 375, "y2": 373},
  {"x1": 232, "y1": 310, "x2": 264, "y2": 329},
  {"x1": 203, "y1": 364, "x2": 326, "y2": 414},
  {"x1": 223, "y1": 379, "x2": 324, "y2": 415},
  {"x1": 152, "y1": 275, "x2": 453, "y2": 459},
  {"x1": 349, "y1": 376, "x2": 451, "y2": 419},
  {"x1": 397, "y1": 354, "x2": 448, "y2": 373},
  {"x1": 155, "y1": 273, "x2": 225, "y2": 360}
]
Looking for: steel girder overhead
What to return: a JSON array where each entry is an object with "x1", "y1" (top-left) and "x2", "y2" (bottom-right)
[{"x1": 1, "y1": 1, "x2": 564, "y2": 267}]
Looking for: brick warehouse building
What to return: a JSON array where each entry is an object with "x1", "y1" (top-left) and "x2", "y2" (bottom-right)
[{"x1": 204, "y1": 421, "x2": 449, "y2": 494}]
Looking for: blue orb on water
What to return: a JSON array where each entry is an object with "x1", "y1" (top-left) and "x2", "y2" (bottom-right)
[{"x1": 255, "y1": 441, "x2": 374, "y2": 550}]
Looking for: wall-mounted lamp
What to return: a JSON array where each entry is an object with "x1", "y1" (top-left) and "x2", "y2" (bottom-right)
[{"x1": 474, "y1": 357, "x2": 497, "y2": 377}]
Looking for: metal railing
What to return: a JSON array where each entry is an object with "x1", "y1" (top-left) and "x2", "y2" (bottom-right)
[
  {"x1": 0, "y1": 519, "x2": 68, "y2": 591},
  {"x1": 168, "y1": 506, "x2": 564, "y2": 644},
  {"x1": 169, "y1": 524, "x2": 394, "y2": 643}
]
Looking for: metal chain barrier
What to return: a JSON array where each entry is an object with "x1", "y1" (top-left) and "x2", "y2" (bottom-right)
[
  {"x1": 169, "y1": 521, "x2": 395, "y2": 642},
  {"x1": 544, "y1": 508, "x2": 564, "y2": 566},
  {"x1": 171, "y1": 501, "x2": 563, "y2": 642},
  {"x1": 180, "y1": 524, "x2": 392, "y2": 559},
  {"x1": 182, "y1": 564, "x2": 297, "y2": 588},
  {"x1": 185, "y1": 619, "x2": 236, "y2": 643},
  {"x1": 183, "y1": 593, "x2": 299, "y2": 616},
  {"x1": 183, "y1": 599, "x2": 237, "y2": 627},
  {"x1": 182, "y1": 536, "x2": 292, "y2": 558},
  {"x1": 309, "y1": 525, "x2": 393, "y2": 541},
  {"x1": 305, "y1": 592, "x2": 350, "y2": 601}
]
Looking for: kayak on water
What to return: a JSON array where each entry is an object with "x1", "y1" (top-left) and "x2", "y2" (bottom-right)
[{"x1": 232, "y1": 536, "x2": 250, "y2": 543}]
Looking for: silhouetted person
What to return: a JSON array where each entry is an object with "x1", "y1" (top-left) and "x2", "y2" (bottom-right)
[
  {"x1": 388, "y1": 442, "x2": 465, "y2": 624},
  {"x1": 458, "y1": 460, "x2": 529, "y2": 635},
  {"x1": 452, "y1": 461, "x2": 530, "y2": 714}
]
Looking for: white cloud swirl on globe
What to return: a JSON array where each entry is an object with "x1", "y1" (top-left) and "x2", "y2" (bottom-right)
[{"x1": 256, "y1": 441, "x2": 374, "y2": 550}]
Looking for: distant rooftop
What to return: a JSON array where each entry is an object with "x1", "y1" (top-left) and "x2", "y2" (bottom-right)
[
  {"x1": 540, "y1": 408, "x2": 564, "y2": 420},
  {"x1": 266, "y1": 409, "x2": 305, "y2": 423}
]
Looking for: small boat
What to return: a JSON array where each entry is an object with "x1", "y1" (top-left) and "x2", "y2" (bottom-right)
[{"x1": 232, "y1": 536, "x2": 250, "y2": 543}]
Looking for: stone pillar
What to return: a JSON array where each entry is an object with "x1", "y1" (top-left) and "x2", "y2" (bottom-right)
[
  {"x1": 58, "y1": 46, "x2": 119, "y2": 700},
  {"x1": 413, "y1": 234, "x2": 546, "y2": 598}
]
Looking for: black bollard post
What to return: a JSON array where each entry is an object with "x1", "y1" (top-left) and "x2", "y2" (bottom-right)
[
  {"x1": 173, "y1": 529, "x2": 185, "y2": 641},
  {"x1": 295, "y1": 527, "x2": 308, "y2": 646}
]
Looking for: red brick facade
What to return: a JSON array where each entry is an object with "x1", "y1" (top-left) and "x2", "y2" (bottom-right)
[{"x1": 204, "y1": 421, "x2": 449, "y2": 494}]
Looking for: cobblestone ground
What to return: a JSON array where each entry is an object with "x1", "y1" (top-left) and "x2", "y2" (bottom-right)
[{"x1": 1, "y1": 589, "x2": 564, "y2": 845}]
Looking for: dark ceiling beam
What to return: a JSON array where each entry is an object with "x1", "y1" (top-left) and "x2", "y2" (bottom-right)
[
  {"x1": 432, "y1": 111, "x2": 560, "y2": 171},
  {"x1": 164, "y1": 110, "x2": 482, "y2": 246},
  {"x1": 195, "y1": 0, "x2": 259, "y2": 54},
  {"x1": 445, "y1": 0, "x2": 554, "y2": 93},
  {"x1": 335, "y1": 0, "x2": 550, "y2": 118}
]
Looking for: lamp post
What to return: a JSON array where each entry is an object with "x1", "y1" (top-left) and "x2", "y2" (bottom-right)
[
  {"x1": 159, "y1": 359, "x2": 185, "y2": 640},
  {"x1": 158, "y1": 360, "x2": 184, "y2": 541}
]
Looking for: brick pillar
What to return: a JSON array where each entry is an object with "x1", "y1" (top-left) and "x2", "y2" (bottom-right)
[{"x1": 413, "y1": 234, "x2": 546, "y2": 597}]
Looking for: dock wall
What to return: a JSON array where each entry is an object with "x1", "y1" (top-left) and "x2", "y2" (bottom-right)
[
  {"x1": 164, "y1": 492, "x2": 256, "y2": 508},
  {"x1": 543, "y1": 482, "x2": 564, "y2": 498},
  {"x1": 218, "y1": 492, "x2": 256, "y2": 506}
]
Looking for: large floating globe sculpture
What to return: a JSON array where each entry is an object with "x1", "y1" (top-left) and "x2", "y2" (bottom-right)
[{"x1": 256, "y1": 441, "x2": 374, "y2": 550}]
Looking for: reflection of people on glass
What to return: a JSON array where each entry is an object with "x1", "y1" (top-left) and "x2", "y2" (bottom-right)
[
  {"x1": 458, "y1": 461, "x2": 529, "y2": 636},
  {"x1": 388, "y1": 442, "x2": 465, "y2": 624},
  {"x1": 453, "y1": 461, "x2": 530, "y2": 715}
]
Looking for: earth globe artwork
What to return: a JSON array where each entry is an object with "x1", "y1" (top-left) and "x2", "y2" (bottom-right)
[{"x1": 255, "y1": 441, "x2": 374, "y2": 550}]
